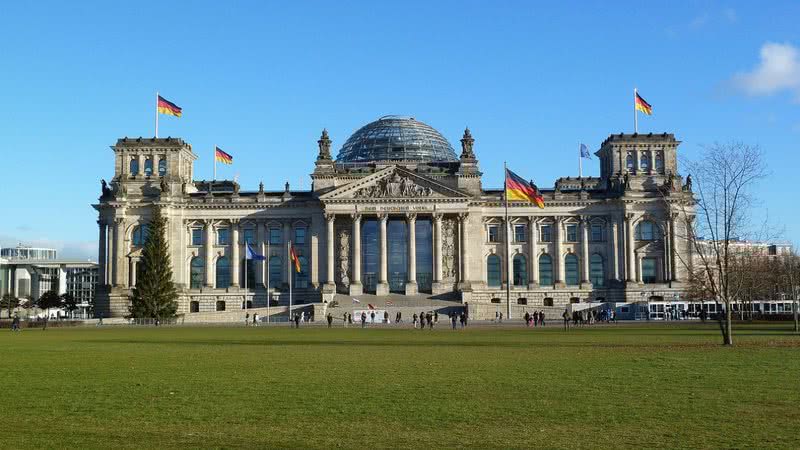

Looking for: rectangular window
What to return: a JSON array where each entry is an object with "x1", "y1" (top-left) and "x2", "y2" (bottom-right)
[
  {"x1": 269, "y1": 228, "x2": 281, "y2": 245},
  {"x1": 540, "y1": 225, "x2": 552, "y2": 242},
  {"x1": 642, "y1": 257, "x2": 657, "y2": 284},
  {"x1": 514, "y1": 224, "x2": 526, "y2": 243},
  {"x1": 191, "y1": 228, "x2": 202, "y2": 246},
  {"x1": 566, "y1": 224, "x2": 578, "y2": 242},
  {"x1": 591, "y1": 224, "x2": 603, "y2": 242},
  {"x1": 217, "y1": 228, "x2": 230, "y2": 245},
  {"x1": 295, "y1": 228, "x2": 306, "y2": 245},
  {"x1": 243, "y1": 229, "x2": 255, "y2": 245},
  {"x1": 487, "y1": 225, "x2": 499, "y2": 243}
]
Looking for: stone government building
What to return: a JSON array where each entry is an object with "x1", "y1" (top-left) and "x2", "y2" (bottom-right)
[{"x1": 93, "y1": 116, "x2": 694, "y2": 319}]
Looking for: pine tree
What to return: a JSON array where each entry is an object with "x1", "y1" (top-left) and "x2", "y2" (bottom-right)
[{"x1": 129, "y1": 206, "x2": 178, "y2": 319}]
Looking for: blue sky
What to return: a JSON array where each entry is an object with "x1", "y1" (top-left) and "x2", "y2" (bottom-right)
[{"x1": 1, "y1": 1, "x2": 799, "y2": 259}]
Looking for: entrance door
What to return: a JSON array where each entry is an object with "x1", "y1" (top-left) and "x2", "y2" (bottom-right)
[{"x1": 388, "y1": 219, "x2": 407, "y2": 292}]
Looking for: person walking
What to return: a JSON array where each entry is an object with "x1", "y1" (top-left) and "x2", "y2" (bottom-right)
[
  {"x1": 11, "y1": 314, "x2": 20, "y2": 332},
  {"x1": 384, "y1": 311, "x2": 389, "y2": 324},
  {"x1": 434, "y1": 311, "x2": 438, "y2": 324},
  {"x1": 361, "y1": 311, "x2": 367, "y2": 328},
  {"x1": 427, "y1": 312, "x2": 434, "y2": 329},
  {"x1": 524, "y1": 312, "x2": 531, "y2": 327},
  {"x1": 495, "y1": 311, "x2": 499, "y2": 323},
  {"x1": 343, "y1": 313, "x2": 348, "y2": 327},
  {"x1": 370, "y1": 311, "x2": 376, "y2": 324},
  {"x1": 348, "y1": 313, "x2": 353, "y2": 326},
  {"x1": 412, "y1": 313, "x2": 418, "y2": 329},
  {"x1": 327, "y1": 313, "x2": 333, "y2": 328},
  {"x1": 253, "y1": 313, "x2": 259, "y2": 326},
  {"x1": 294, "y1": 313, "x2": 301, "y2": 328},
  {"x1": 562, "y1": 308, "x2": 571, "y2": 331},
  {"x1": 460, "y1": 312, "x2": 466, "y2": 328},
  {"x1": 451, "y1": 313, "x2": 457, "y2": 330},
  {"x1": 539, "y1": 310, "x2": 545, "y2": 327},
  {"x1": 499, "y1": 312, "x2": 503, "y2": 323}
]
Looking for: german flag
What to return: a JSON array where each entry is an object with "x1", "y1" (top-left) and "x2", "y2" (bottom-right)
[
  {"x1": 290, "y1": 244, "x2": 301, "y2": 273},
  {"x1": 505, "y1": 168, "x2": 545, "y2": 208},
  {"x1": 635, "y1": 92, "x2": 653, "y2": 115},
  {"x1": 215, "y1": 147, "x2": 233, "y2": 165},
  {"x1": 157, "y1": 95, "x2": 182, "y2": 117}
]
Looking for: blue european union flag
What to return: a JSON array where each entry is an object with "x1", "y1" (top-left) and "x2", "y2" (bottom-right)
[
  {"x1": 580, "y1": 143, "x2": 591, "y2": 159},
  {"x1": 246, "y1": 242, "x2": 266, "y2": 261}
]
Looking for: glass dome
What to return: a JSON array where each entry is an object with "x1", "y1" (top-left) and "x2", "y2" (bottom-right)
[{"x1": 336, "y1": 116, "x2": 458, "y2": 163}]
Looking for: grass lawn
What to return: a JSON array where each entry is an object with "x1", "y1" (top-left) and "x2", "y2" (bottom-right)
[{"x1": 1, "y1": 322, "x2": 798, "y2": 449}]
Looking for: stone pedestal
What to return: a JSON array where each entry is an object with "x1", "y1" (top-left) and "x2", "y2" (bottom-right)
[
  {"x1": 405, "y1": 281, "x2": 418, "y2": 295},
  {"x1": 375, "y1": 282, "x2": 390, "y2": 296},
  {"x1": 348, "y1": 282, "x2": 363, "y2": 296}
]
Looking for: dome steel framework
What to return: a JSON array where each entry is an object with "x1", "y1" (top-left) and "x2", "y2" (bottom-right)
[{"x1": 335, "y1": 116, "x2": 458, "y2": 164}]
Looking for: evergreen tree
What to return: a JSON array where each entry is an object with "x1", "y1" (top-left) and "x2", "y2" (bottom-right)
[
  {"x1": 129, "y1": 206, "x2": 178, "y2": 319},
  {"x1": 37, "y1": 290, "x2": 62, "y2": 314}
]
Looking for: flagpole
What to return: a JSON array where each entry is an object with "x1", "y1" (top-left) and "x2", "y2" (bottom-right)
[
  {"x1": 288, "y1": 240, "x2": 293, "y2": 326},
  {"x1": 503, "y1": 162, "x2": 511, "y2": 319},
  {"x1": 244, "y1": 252, "x2": 248, "y2": 323},
  {"x1": 155, "y1": 91, "x2": 159, "y2": 138},
  {"x1": 634, "y1": 88, "x2": 638, "y2": 134},
  {"x1": 213, "y1": 145, "x2": 217, "y2": 181},
  {"x1": 266, "y1": 241, "x2": 270, "y2": 324},
  {"x1": 579, "y1": 143, "x2": 583, "y2": 178}
]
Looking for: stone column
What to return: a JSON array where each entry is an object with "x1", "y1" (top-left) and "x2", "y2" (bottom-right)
[
  {"x1": 459, "y1": 213, "x2": 471, "y2": 289},
  {"x1": 204, "y1": 220, "x2": 214, "y2": 287},
  {"x1": 554, "y1": 217, "x2": 565, "y2": 286},
  {"x1": 670, "y1": 214, "x2": 679, "y2": 281},
  {"x1": 528, "y1": 216, "x2": 538, "y2": 288},
  {"x1": 130, "y1": 260, "x2": 137, "y2": 287},
  {"x1": 325, "y1": 213, "x2": 336, "y2": 288},
  {"x1": 282, "y1": 221, "x2": 291, "y2": 286},
  {"x1": 113, "y1": 218, "x2": 125, "y2": 287},
  {"x1": 376, "y1": 213, "x2": 389, "y2": 296},
  {"x1": 611, "y1": 219, "x2": 620, "y2": 281},
  {"x1": 137, "y1": 155, "x2": 143, "y2": 176},
  {"x1": 255, "y1": 221, "x2": 265, "y2": 287},
  {"x1": 231, "y1": 221, "x2": 240, "y2": 287},
  {"x1": 432, "y1": 213, "x2": 444, "y2": 292},
  {"x1": 97, "y1": 220, "x2": 107, "y2": 286},
  {"x1": 625, "y1": 214, "x2": 636, "y2": 283},
  {"x1": 406, "y1": 213, "x2": 418, "y2": 295},
  {"x1": 350, "y1": 213, "x2": 363, "y2": 295},
  {"x1": 580, "y1": 216, "x2": 591, "y2": 286}
]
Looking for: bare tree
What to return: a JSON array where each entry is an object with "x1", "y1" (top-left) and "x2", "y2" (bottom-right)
[{"x1": 679, "y1": 142, "x2": 769, "y2": 345}]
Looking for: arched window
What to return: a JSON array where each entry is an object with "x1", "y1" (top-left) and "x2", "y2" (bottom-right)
[
  {"x1": 294, "y1": 256, "x2": 309, "y2": 289},
  {"x1": 640, "y1": 152, "x2": 650, "y2": 171},
  {"x1": 158, "y1": 158, "x2": 167, "y2": 176},
  {"x1": 268, "y1": 256, "x2": 282, "y2": 289},
  {"x1": 590, "y1": 254, "x2": 604, "y2": 287},
  {"x1": 539, "y1": 254, "x2": 553, "y2": 286},
  {"x1": 144, "y1": 158, "x2": 153, "y2": 176},
  {"x1": 190, "y1": 257, "x2": 203, "y2": 289},
  {"x1": 132, "y1": 225, "x2": 149, "y2": 247},
  {"x1": 513, "y1": 254, "x2": 527, "y2": 286},
  {"x1": 241, "y1": 259, "x2": 256, "y2": 289},
  {"x1": 130, "y1": 158, "x2": 139, "y2": 176},
  {"x1": 216, "y1": 256, "x2": 231, "y2": 288},
  {"x1": 565, "y1": 254, "x2": 579, "y2": 285},
  {"x1": 636, "y1": 220, "x2": 657, "y2": 241},
  {"x1": 626, "y1": 154, "x2": 634, "y2": 171},
  {"x1": 655, "y1": 152, "x2": 664, "y2": 173},
  {"x1": 487, "y1": 254, "x2": 501, "y2": 287}
]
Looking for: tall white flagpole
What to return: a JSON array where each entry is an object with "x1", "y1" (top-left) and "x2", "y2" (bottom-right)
[
  {"x1": 579, "y1": 143, "x2": 583, "y2": 178},
  {"x1": 503, "y1": 162, "x2": 511, "y2": 319},
  {"x1": 155, "y1": 91, "x2": 159, "y2": 138},
  {"x1": 244, "y1": 252, "x2": 248, "y2": 322},
  {"x1": 213, "y1": 145, "x2": 217, "y2": 181},
  {"x1": 288, "y1": 240, "x2": 293, "y2": 326},
  {"x1": 266, "y1": 241, "x2": 270, "y2": 324},
  {"x1": 634, "y1": 88, "x2": 638, "y2": 134}
]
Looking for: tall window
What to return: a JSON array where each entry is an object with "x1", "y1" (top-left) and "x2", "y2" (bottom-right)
[
  {"x1": 566, "y1": 224, "x2": 578, "y2": 242},
  {"x1": 268, "y1": 256, "x2": 282, "y2": 288},
  {"x1": 626, "y1": 154, "x2": 635, "y2": 171},
  {"x1": 513, "y1": 254, "x2": 527, "y2": 286},
  {"x1": 269, "y1": 228, "x2": 281, "y2": 244},
  {"x1": 191, "y1": 228, "x2": 203, "y2": 246},
  {"x1": 591, "y1": 224, "x2": 603, "y2": 242},
  {"x1": 514, "y1": 224, "x2": 526, "y2": 243},
  {"x1": 487, "y1": 225, "x2": 500, "y2": 243},
  {"x1": 217, "y1": 228, "x2": 230, "y2": 245},
  {"x1": 294, "y1": 256, "x2": 309, "y2": 288},
  {"x1": 590, "y1": 254, "x2": 604, "y2": 287},
  {"x1": 190, "y1": 257, "x2": 203, "y2": 289},
  {"x1": 132, "y1": 225, "x2": 149, "y2": 247},
  {"x1": 243, "y1": 229, "x2": 255, "y2": 245},
  {"x1": 215, "y1": 256, "x2": 231, "y2": 288},
  {"x1": 655, "y1": 152, "x2": 664, "y2": 173},
  {"x1": 295, "y1": 228, "x2": 306, "y2": 245},
  {"x1": 144, "y1": 158, "x2": 153, "y2": 176},
  {"x1": 565, "y1": 254, "x2": 579, "y2": 285},
  {"x1": 540, "y1": 225, "x2": 552, "y2": 242},
  {"x1": 487, "y1": 254, "x2": 501, "y2": 287},
  {"x1": 642, "y1": 257, "x2": 657, "y2": 284},
  {"x1": 130, "y1": 158, "x2": 139, "y2": 176},
  {"x1": 539, "y1": 254, "x2": 553, "y2": 286},
  {"x1": 158, "y1": 158, "x2": 167, "y2": 176},
  {"x1": 640, "y1": 152, "x2": 650, "y2": 171},
  {"x1": 636, "y1": 221, "x2": 657, "y2": 241}
]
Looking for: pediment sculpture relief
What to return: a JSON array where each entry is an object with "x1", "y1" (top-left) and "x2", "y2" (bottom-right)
[{"x1": 352, "y1": 172, "x2": 433, "y2": 198}]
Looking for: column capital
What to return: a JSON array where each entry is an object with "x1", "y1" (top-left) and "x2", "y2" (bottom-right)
[
  {"x1": 114, "y1": 217, "x2": 125, "y2": 225},
  {"x1": 433, "y1": 212, "x2": 444, "y2": 222},
  {"x1": 624, "y1": 212, "x2": 636, "y2": 222},
  {"x1": 406, "y1": 212, "x2": 417, "y2": 222},
  {"x1": 97, "y1": 219, "x2": 106, "y2": 226},
  {"x1": 377, "y1": 212, "x2": 388, "y2": 222},
  {"x1": 458, "y1": 212, "x2": 469, "y2": 223},
  {"x1": 230, "y1": 218, "x2": 240, "y2": 226},
  {"x1": 527, "y1": 216, "x2": 539, "y2": 224},
  {"x1": 325, "y1": 212, "x2": 336, "y2": 222},
  {"x1": 579, "y1": 215, "x2": 592, "y2": 223},
  {"x1": 350, "y1": 212, "x2": 362, "y2": 222}
]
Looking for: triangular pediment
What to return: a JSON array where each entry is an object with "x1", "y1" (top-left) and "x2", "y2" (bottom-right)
[{"x1": 320, "y1": 166, "x2": 469, "y2": 201}]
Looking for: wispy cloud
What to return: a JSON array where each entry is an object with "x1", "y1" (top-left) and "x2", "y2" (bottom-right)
[{"x1": 731, "y1": 42, "x2": 800, "y2": 100}]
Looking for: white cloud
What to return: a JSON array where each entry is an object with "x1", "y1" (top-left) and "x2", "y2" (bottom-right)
[{"x1": 732, "y1": 42, "x2": 800, "y2": 99}]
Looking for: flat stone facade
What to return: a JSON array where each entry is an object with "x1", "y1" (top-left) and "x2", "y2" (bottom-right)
[{"x1": 93, "y1": 123, "x2": 695, "y2": 318}]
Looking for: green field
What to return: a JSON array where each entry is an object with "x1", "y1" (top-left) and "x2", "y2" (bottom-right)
[{"x1": 1, "y1": 323, "x2": 798, "y2": 449}]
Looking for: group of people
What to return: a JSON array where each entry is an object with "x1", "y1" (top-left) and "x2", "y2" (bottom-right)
[
  {"x1": 523, "y1": 311, "x2": 546, "y2": 327},
  {"x1": 244, "y1": 312, "x2": 260, "y2": 326},
  {"x1": 561, "y1": 308, "x2": 617, "y2": 330}
]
